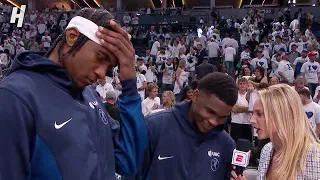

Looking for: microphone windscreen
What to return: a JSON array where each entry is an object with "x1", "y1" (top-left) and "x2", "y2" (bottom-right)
[{"x1": 236, "y1": 139, "x2": 252, "y2": 152}]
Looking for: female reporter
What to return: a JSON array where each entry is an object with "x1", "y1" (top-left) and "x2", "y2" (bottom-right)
[{"x1": 231, "y1": 84, "x2": 320, "y2": 180}]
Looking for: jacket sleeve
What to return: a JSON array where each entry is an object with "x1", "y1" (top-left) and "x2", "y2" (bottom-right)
[
  {"x1": 112, "y1": 78, "x2": 148, "y2": 176},
  {"x1": 0, "y1": 88, "x2": 34, "y2": 179}
]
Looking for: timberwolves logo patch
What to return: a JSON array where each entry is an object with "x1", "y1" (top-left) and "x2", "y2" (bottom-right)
[
  {"x1": 98, "y1": 108, "x2": 108, "y2": 125},
  {"x1": 211, "y1": 158, "x2": 219, "y2": 171}
]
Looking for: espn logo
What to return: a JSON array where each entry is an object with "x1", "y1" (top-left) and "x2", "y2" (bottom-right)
[
  {"x1": 231, "y1": 149, "x2": 250, "y2": 168},
  {"x1": 10, "y1": 5, "x2": 27, "y2": 28}
]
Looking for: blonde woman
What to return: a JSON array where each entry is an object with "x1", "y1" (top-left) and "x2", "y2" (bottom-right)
[
  {"x1": 173, "y1": 59, "x2": 189, "y2": 101},
  {"x1": 150, "y1": 91, "x2": 176, "y2": 114},
  {"x1": 231, "y1": 84, "x2": 320, "y2": 180},
  {"x1": 160, "y1": 91, "x2": 176, "y2": 110}
]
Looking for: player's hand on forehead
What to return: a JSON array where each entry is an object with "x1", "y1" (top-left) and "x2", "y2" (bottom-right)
[{"x1": 96, "y1": 20, "x2": 135, "y2": 80}]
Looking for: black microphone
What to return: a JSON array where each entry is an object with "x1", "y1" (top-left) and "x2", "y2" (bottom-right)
[{"x1": 231, "y1": 139, "x2": 252, "y2": 175}]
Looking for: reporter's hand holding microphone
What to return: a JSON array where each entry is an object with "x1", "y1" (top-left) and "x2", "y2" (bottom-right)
[{"x1": 231, "y1": 167, "x2": 247, "y2": 180}]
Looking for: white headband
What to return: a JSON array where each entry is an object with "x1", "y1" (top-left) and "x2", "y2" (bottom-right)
[{"x1": 66, "y1": 16, "x2": 101, "y2": 45}]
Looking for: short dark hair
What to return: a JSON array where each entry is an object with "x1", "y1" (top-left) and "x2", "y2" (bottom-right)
[
  {"x1": 257, "y1": 83, "x2": 269, "y2": 90},
  {"x1": 298, "y1": 89, "x2": 310, "y2": 97},
  {"x1": 254, "y1": 66, "x2": 265, "y2": 76},
  {"x1": 197, "y1": 72, "x2": 238, "y2": 106}
]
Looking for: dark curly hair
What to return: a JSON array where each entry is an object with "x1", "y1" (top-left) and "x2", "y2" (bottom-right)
[{"x1": 197, "y1": 72, "x2": 238, "y2": 106}]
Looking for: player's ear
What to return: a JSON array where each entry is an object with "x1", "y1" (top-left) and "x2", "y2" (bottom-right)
[{"x1": 65, "y1": 27, "x2": 79, "y2": 47}]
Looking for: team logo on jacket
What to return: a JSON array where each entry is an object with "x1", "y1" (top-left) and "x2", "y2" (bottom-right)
[
  {"x1": 208, "y1": 150, "x2": 220, "y2": 171},
  {"x1": 89, "y1": 101, "x2": 98, "y2": 109},
  {"x1": 210, "y1": 158, "x2": 219, "y2": 171},
  {"x1": 98, "y1": 108, "x2": 108, "y2": 125}
]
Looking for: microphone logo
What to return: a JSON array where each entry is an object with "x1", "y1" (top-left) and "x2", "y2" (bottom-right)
[{"x1": 231, "y1": 149, "x2": 251, "y2": 167}]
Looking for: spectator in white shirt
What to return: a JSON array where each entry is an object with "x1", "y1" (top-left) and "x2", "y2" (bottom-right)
[
  {"x1": 293, "y1": 49, "x2": 309, "y2": 74},
  {"x1": 41, "y1": 31, "x2": 51, "y2": 50},
  {"x1": 137, "y1": 67, "x2": 148, "y2": 100},
  {"x1": 231, "y1": 77, "x2": 252, "y2": 142},
  {"x1": 221, "y1": 33, "x2": 231, "y2": 51},
  {"x1": 229, "y1": 34, "x2": 239, "y2": 52},
  {"x1": 273, "y1": 36, "x2": 287, "y2": 54},
  {"x1": 289, "y1": 16, "x2": 300, "y2": 32},
  {"x1": 186, "y1": 47, "x2": 198, "y2": 80},
  {"x1": 37, "y1": 20, "x2": 47, "y2": 35},
  {"x1": 142, "y1": 83, "x2": 160, "y2": 116},
  {"x1": 150, "y1": 38, "x2": 162, "y2": 58},
  {"x1": 277, "y1": 52, "x2": 295, "y2": 84},
  {"x1": 298, "y1": 89, "x2": 320, "y2": 136},
  {"x1": 16, "y1": 43, "x2": 25, "y2": 55},
  {"x1": 95, "y1": 78, "x2": 114, "y2": 102},
  {"x1": 223, "y1": 45, "x2": 236, "y2": 75},
  {"x1": 131, "y1": 14, "x2": 139, "y2": 24},
  {"x1": 206, "y1": 38, "x2": 220, "y2": 67},
  {"x1": 251, "y1": 50, "x2": 268, "y2": 75},
  {"x1": 300, "y1": 52, "x2": 320, "y2": 97},
  {"x1": 123, "y1": 13, "x2": 131, "y2": 24}
]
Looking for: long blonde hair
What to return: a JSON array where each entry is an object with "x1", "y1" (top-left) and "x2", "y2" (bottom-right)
[
  {"x1": 258, "y1": 84, "x2": 320, "y2": 180},
  {"x1": 163, "y1": 91, "x2": 176, "y2": 109}
]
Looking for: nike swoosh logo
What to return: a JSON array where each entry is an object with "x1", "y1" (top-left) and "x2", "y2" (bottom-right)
[
  {"x1": 54, "y1": 118, "x2": 72, "y2": 129},
  {"x1": 158, "y1": 155, "x2": 174, "y2": 160}
]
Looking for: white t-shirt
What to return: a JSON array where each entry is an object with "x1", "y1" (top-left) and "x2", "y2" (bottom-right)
[
  {"x1": 221, "y1": 37, "x2": 231, "y2": 49},
  {"x1": 289, "y1": 19, "x2": 300, "y2": 31},
  {"x1": 137, "y1": 73, "x2": 147, "y2": 100},
  {"x1": 142, "y1": 97, "x2": 161, "y2": 116},
  {"x1": 303, "y1": 102, "x2": 320, "y2": 132},
  {"x1": 300, "y1": 61, "x2": 320, "y2": 84},
  {"x1": 37, "y1": 23, "x2": 47, "y2": 34},
  {"x1": 200, "y1": 35, "x2": 207, "y2": 48},
  {"x1": 41, "y1": 36, "x2": 51, "y2": 48},
  {"x1": 223, "y1": 47, "x2": 236, "y2": 62},
  {"x1": 131, "y1": 17, "x2": 139, "y2": 24},
  {"x1": 277, "y1": 60, "x2": 295, "y2": 83},
  {"x1": 145, "y1": 66, "x2": 156, "y2": 83},
  {"x1": 150, "y1": 41, "x2": 160, "y2": 56},
  {"x1": 293, "y1": 56, "x2": 309, "y2": 66},
  {"x1": 156, "y1": 53, "x2": 169, "y2": 71},
  {"x1": 231, "y1": 93, "x2": 251, "y2": 125},
  {"x1": 162, "y1": 63, "x2": 174, "y2": 85},
  {"x1": 207, "y1": 41, "x2": 220, "y2": 58},
  {"x1": 269, "y1": 59, "x2": 281, "y2": 78},
  {"x1": 186, "y1": 54, "x2": 197, "y2": 72},
  {"x1": 251, "y1": 57, "x2": 268, "y2": 70},
  {"x1": 289, "y1": 42, "x2": 303, "y2": 53},
  {"x1": 95, "y1": 83, "x2": 114, "y2": 101}
]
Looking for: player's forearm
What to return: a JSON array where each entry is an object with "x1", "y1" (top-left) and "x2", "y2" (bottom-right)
[{"x1": 114, "y1": 78, "x2": 148, "y2": 176}]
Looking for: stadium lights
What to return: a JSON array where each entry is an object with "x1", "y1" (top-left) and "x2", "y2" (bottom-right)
[
  {"x1": 71, "y1": 0, "x2": 82, "y2": 8},
  {"x1": 83, "y1": 0, "x2": 92, "y2": 8},
  {"x1": 93, "y1": 0, "x2": 100, "y2": 7},
  {"x1": 6, "y1": 0, "x2": 21, "y2": 9}
]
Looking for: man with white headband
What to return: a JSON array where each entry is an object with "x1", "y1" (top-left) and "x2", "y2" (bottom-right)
[{"x1": 0, "y1": 8, "x2": 147, "y2": 180}]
